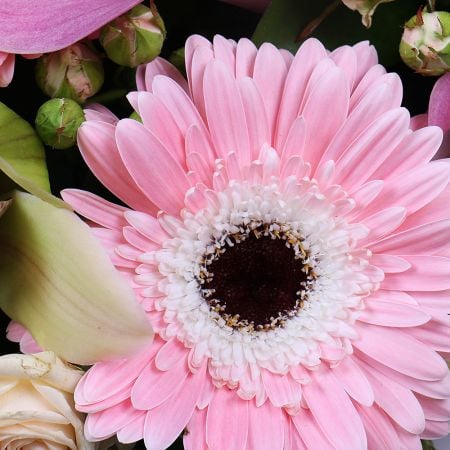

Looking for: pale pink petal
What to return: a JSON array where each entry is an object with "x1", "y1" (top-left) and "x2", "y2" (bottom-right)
[
  {"x1": 61, "y1": 189, "x2": 128, "y2": 230},
  {"x1": 371, "y1": 126, "x2": 443, "y2": 180},
  {"x1": 355, "y1": 403, "x2": 401, "y2": 450},
  {"x1": 115, "y1": 119, "x2": 190, "y2": 215},
  {"x1": 354, "y1": 323, "x2": 448, "y2": 381},
  {"x1": 213, "y1": 35, "x2": 236, "y2": 74},
  {"x1": 319, "y1": 82, "x2": 399, "y2": 165},
  {"x1": 358, "y1": 357, "x2": 426, "y2": 434},
  {"x1": 352, "y1": 41, "x2": 378, "y2": 87},
  {"x1": 143, "y1": 364, "x2": 206, "y2": 450},
  {"x1": 84, "y1": 103, "x2": 119, "y2": 124},
  {"x1": 137, "y1": 91, "x2": 186, "y2": 166},
  {"x1": 260, "y1": 370, "x2": 300, "y2": 408},
  {"x1": 136, "y1": 57, "x2": 189, "y2": 94},
  {"x1": 235, "y1": 38, "x2": 257, "y2": 78},
  {"x1": 116, "y1": 412, "x2": 146, "y2": 443},
  {"x1": 302, "y1": 369, "x2": 367, "y2": 450},
  {"x1": 370, "y1": 254, "x2": 411, "y2": 273},
  {"x1": 331, "y1": 356, "x2": 374, "y2": 406},
  {"x1": 155, "y1": 338, "x2": 187, "y2": 371},
  {"x1": 409, "y1": 315, "x2": 450, "y2": 352},
  {"x1": 291, "y1": 407, "x2": 335, "y2": 449},
  {"x1": 252, "y1": 42, "x2": 288, "y2": 140},
  {"x1": 85, "y1": 399, "x2": 142, "y2": 441},
  {"x1": 329, "y1": 45, "x2": 357, "y2": 91},
  {"x1": 203, "y1": 60, "x2": 250, "y2": 165},
  {"x1": 247, "y1": 401, "x2": 284, "y2": 450},
  {"x1": 207, "y1": 388, "x2": 249, "y2": 450},
  {"x1": 301, "y1": 67, "x2": 349, "y2": 171},
  {"x1": 372, "y1": 219, "x2": 450, "y2": 257},
  {"x1": 184, "y1": 408, "x2": 208, "y2": 450},
  {"x1": 421, "y1": 419, "x2": 450, "y2": 439},
  {"x1": 188, "y1": 45, "x2": 214, "y2": 121},
  {"x1": 275, "y1": 38, "x2": 327, "y2": 149},
  {"x1": 0, "y1": 51, "x2": 14, "y2": 87},
  {"x1": 366, "y1": 161, "x2": 450, "y2": 216},
  {"x1": 77, "y1": 120, "x2": 158, "y2": 214},
  {"x1": 0, "y1": 0, "x2": 142, "y2": 53},
  {"x1": 410, "y1": 291, "x2": 450, "y2": 316},
  {"x1": 334, "y1": 108, "x2": 410, "y2": 191},
  {"x1": 382, "y1": 256, "x2": 450, "y2": 292},
  {"x1": 359, "y1": 206, "x2": 406, "y2": 246},
  {"x1": 358, "y1": 298, "x2": 430, "y2": 327},
  {"x1": 238, "y1": 77, "x2": 271, "y2": 160},
  {"x1": 131, "y1": 358, "x2": 189, "y2": 410}
]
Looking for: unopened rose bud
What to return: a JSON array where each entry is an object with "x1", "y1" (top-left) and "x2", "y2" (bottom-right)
[
  {"x1": 35, "y1": 98, "x2": 85, "y2": 149},
  {"x1": 400, "y1": 10, "x2": 450, "y2": 76},
  {"x1": 100, "y1": 4, "x2": 166, "y2": 68},
  {"x1": 342, "y1": 0, "x2": 395, "y2": 28},
  {"x1": 35, "y1": 42, "x2": 104, "y2": 103}
]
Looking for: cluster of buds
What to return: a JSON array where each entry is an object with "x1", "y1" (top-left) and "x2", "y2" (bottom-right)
[{"x1": 400, "y1": 10, "x2": 450, "y2": 76}]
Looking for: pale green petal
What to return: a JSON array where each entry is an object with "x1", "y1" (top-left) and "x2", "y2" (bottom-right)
[
  {"x1": 0, "y1": 191, "x2": 153, "y2": 364},
  {"x1": 0, "y1": 102, "x2": 49, "y2": 192},
  {"x1": 342, "y1": 0, "x2": 395, "y2": 27}
]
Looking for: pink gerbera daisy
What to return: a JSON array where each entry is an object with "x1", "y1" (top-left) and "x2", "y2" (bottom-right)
[{"x1": 63, "y1": 35, "x2": 450, "y2": 449}]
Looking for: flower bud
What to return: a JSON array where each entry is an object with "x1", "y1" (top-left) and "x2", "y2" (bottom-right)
[
  {"x1": 100, "y1": 4, "x2": 166, "y2": 68},
  {"x1": 400, "y1": 10, "x2": 450, "y2": 76},
  {"x1": 35, "y1": 42, "x2": 104, "y2": 102},
  {"x1": 35, "y1": 98, "x2": 85, "y2": 149},
  {"x1": 342, "y1": 0, "x2": 395, "y2": 28}
]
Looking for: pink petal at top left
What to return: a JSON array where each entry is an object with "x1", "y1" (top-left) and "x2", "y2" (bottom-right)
[{"x1": 0, "y1": 0, "x2": 142, "y2": 54}]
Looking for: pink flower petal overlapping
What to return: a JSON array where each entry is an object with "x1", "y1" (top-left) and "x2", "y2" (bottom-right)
[{"x1": 63, "y1": 35, "x2": 450, "y2": 450}]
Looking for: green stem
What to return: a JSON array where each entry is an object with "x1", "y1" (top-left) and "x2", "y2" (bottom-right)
[{"x1": 296, "y1": 0, "x2": 342, "y2": 42}]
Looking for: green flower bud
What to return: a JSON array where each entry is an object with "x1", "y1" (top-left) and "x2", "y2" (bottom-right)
[
  {"x1": 35, "y1": 98, "x2": 85, "y2": 149},
  {"x1": 100, "y1": 4, "x2": 166, "y2": 68},
  {"x1": 35, "y1": 42, "x2": 104, "y2": 103},
  {"x1": 342, "y1": 0, "x2": 395, "y2": 28},
  {"x1": 400, "y1": 11, "x2": 450, "y2": 76}
]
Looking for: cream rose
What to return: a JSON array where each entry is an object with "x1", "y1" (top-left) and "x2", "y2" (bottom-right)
[{"x1": 0, "y1": 351, "x2": 94, "y2": 450}]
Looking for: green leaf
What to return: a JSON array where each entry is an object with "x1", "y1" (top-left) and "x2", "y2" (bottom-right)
[
  {"x1": 0, "y1": 102, "x2": 65, "y2": 207},
  {"x1": 0, "y1": 191, "x2": 154, "y2": 364},
  {"x1": 252, "y1": 0, "x2": 423, "y2": 67},
  {"x1": 421, "y1": 440, "x2": 437, "y2": 450}
]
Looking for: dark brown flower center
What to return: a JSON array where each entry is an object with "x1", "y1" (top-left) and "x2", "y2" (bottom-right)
[{"x1": 199, "y1": 224, "x2": 315, "y2": 331}]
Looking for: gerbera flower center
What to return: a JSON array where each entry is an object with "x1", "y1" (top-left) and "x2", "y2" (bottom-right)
[{"x1": 198, "y1": 223, "x2": 316, "y2": 331}]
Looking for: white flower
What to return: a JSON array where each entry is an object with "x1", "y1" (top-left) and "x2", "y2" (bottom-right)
[{"x1": 0, "y1": 351, "x2": 93, "y2": 449}]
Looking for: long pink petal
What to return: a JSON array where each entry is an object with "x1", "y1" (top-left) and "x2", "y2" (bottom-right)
[
  {"x1": 61, "y1": 189, "x2": 128, "y2": 230},
  {"x1": 143, "y1": 364, "x2": 206, "y2": 450},
  {"x1": 354, "y1": 323, "x2": 448, "y2": 381},
  {"x1": 184, "y1": 408, "x2": 208, "y2": 450},
  {"x1": 357, "y1": 357, "x2": 426, "y2": 434},
  {"x1": 203, "y1": 60, "x2": 250, "y2": 165},
  {"x1": 0, "y1": 0, "x2": 142, "y2": 53},
  {"x1": 302, "y1": 369, "x2": 367, "y2": 450},
  {"x1": 206, "y1": 388, "x2": 249, "y2": 450},
  {"x1": 331, "y1": 356, "x2": 374, "y2": 406},
  {"x1": 115, "y1": 119, "x2": 190, "y2": 215},
  {"x1": 355, "y1": 403, "x2": 401, "y2": 450},
  {"x1": 77, "y1": 120, "x2": 158, "y2": 214},
  {"x1": 247, "y1": 401, "x2": 284, "y2": 450}
]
